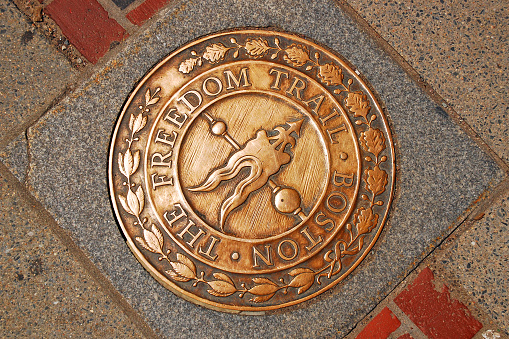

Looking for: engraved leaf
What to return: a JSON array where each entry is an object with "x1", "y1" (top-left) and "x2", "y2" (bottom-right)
[
  {"x1": 360, "y1": 128, "x2": 386, "y2": 158},
  {"x1": 166, "y1": 269, "x2": 191, "y2": 282},
  {"x1": 354, "y1": 207, "x2": 379, "y2": 236},
  {"x1": 250, "y1": 293, "x2": 276, "y2": 303},
  {"x1": 127, "y1": 189, "x2": 140, "y2": 216},
  {"x1": 148, "y1": 97, "x2": 159, "y2": 106},
  {"x1": 177, "y1": 253, "x2": 196, "y2": 276},
  {"x1": 118, "y1": 152, "x2": 126, "y2": 177},
  {"x1": 130, "y1": 150, "x2": 139, "y2": 175},
  {"x1": 145, "y1": 88, "x2": 151, "y2": 105},
  {"x1": 283, "y1": 44, "x2": 311, "y2": 67},
  {"x1": 288, "y1": 268, "x2": 314, "y2": 276},
  {"x1": 136, "y1": 185, "x2": 144, "y2": 213},
  {"x1": 170, "y1": 262, "x2": 197, "y2": 280},
  {"x1": 118, "y1": 195, "x2": 133, "y2": 215},
  {"x1": 203, "y1": 43, "x2": 229, "y2": 63},
  {"x1": 213, "y1": 272, "x2": 234, "y2": 285},
  {"x1": 132, "y1": 113, "x2": 146, "y2": 134},
  {"x1": 345, "y1": 92, "x2": 371, "y2": 120},
  {"x1": 318, "y1": 63, "x2": 344, "y2": 86},
  {"x1": 365, "y1": 165, "x2": 388, "y2": 197},
  {"x1": 207, "y1": 280, "x2": 237, "y2": 297},
  {"x1": 151, "y1": 224, "x2": 162, "y2": 248},
  {"x1": 244, "y1": 38, "x2": 271, "y2": 57},
  {"x1": 143, "y1": 228, "x2": 162, "y2": 254},
  {"x1": 288, "y1": 272, "x2": 315, "y2": 294},
  {"x1": 248, "y1": 283, "x2": 280, "y2": 296},
  {"x1": 252, "y1": 277, "x2": 277, "y2": 286},
  {"x1": 129, "y1": 114, "x2": 135, "y2": 132},
  {"x1": 179, "y1": 58, "x2": 199, "y2": 73},
  {"x1": 123, "y1": 148, "x2": 133, "y2": 176},
  {"x1": 143, "y1": 229, "x2": 163, "y2": 254},
  {"x1": 136, "y1": 236, "x2": 154, "y2": 253}
]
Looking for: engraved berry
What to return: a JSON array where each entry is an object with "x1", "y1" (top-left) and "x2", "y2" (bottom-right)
[
  {"x1": 211, "y1": 121, "x2": 227, "y2": 136},
  {"x1": 273, "y1": 188, "x2": 301, "y2": 214}
]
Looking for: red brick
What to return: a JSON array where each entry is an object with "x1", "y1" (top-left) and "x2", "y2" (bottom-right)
[
  {"x1": 45, "y1": 0, "x2": 128, "y2": 63},
  {"x1": 126, "y1": 0, "x2": 171, "y2": 26},
  {"x1": 356, "y1": 307, "x2": 401, "y2": 339},
  {"x1": 397, "y1": 334, "x2": 414, "y2": 339},
  {"x1": 394, "y1": 267, "x2": 483, "y2": 339}
]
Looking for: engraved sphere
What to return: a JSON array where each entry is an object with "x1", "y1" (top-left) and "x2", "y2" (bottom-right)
[
  {"x1": 211, "y1": 121, "x2": 227, "y2": 135},
  {"x1": 273, "y1": 188, "x2": 301, "y2": 214}
]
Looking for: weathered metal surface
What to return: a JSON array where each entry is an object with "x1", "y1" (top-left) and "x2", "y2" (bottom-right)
[{"x1": 109, "y1": 29, "x2": 395, "y2": 312}]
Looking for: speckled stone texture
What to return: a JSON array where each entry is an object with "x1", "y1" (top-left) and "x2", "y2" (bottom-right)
[
  {"x1": 0, "y1": 0, "x2": 76, "y2": 148},
  {"x1": 0, "y1": 166, "x2": 144, "y2": 338},
  {"x1": 436, "y1": 193, "x2": 509, "y2": 333},
  {"x1": 0, "y1": 133, "x2": 27, "y2": 183},
  {"x1": 346, "y1": 0, "x2": 509, "y2": 163},
  {"x1": 25, "y1": 0, "x2": 503, "y2": 337}
]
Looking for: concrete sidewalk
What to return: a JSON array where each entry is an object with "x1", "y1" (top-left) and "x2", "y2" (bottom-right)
[{"x1": 1, "y1": 0, "x2": 507, "y2": 337}]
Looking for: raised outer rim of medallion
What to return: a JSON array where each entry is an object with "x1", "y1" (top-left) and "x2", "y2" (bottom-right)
[{"x1": 108, "y1": 28, "x2": 396, "y2": 313}]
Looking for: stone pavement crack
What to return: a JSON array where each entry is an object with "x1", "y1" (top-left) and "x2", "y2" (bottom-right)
[
  {"x1": 23, "y1": 129, "x2": 30, "y2": 187},
  {"x1": 0, "y1": 83, "x2": 70, "y2": 150},
  {"x1": 467, "y1": 176, "x2": 509, "y2": 221}
]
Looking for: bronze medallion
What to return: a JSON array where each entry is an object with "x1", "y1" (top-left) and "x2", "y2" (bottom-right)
[{"x1": 109, "y1": 29, "x2": 395, "y2": 312}]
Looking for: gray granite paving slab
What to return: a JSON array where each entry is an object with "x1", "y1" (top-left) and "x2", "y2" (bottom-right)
[
  {"x1": 26, "y1": 0, "x2": 504, "y2": 337},
  {"x1": 0, "y1": 0, "x2": 76, "y2": 148},
  {"x1": 0, "y1": 132, "x2": 27, "y2": 183},
  {"x1": 0, "y1": 165, "x2": 144, "y2": 338}
]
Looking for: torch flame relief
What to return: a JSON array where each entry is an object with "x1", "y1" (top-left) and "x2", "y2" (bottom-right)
[{"x1": 190, "y1": 113, "x2": 305, "y2": 231}]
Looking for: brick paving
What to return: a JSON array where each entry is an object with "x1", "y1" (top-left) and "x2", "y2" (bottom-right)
[
  {"x1": 45, "y1": 0, "x2": 128, "y2": 63},
  {"x1": 126, "y1": 0, "x2": 172, "y2": 25},
  {"x1": 394, "y1": 268, "x2": 483, "y2": 339},
  {"x1": 1, "y1": 0, "x2": 507, "y2": 337},
  {"x1": 348, "y1": 265, "x2": 506, "y2": 339},
  {"x1": 356, "y1": 307, "x2": 401, "y2": 339}
]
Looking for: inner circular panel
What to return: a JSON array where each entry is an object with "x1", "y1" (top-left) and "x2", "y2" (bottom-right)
[{"x1": 178, "y1": 92, "x2": 329, "y2": 239}]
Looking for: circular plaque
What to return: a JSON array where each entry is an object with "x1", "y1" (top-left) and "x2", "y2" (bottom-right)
[{"x1": 109, "y1": 29, "x2": 395, "y2": 312}]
